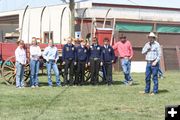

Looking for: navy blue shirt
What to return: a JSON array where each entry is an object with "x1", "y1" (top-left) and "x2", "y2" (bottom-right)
[
  {"x1": 101, "y1": 45, "x2": 115, "y2": 62},
  {"x1": 89, "y1": 44, "x2": 102, "y2": 59},
  {"x1": 76, "y1": 45, "x2": 89, "y2": 62},
  {"x1": 62, "y1": 44, "x2": 76, "y2": 61}
]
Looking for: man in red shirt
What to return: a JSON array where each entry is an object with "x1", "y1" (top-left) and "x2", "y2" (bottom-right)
[{"x1": 113, "y1": 34, "x2": 134, "y2": 85}]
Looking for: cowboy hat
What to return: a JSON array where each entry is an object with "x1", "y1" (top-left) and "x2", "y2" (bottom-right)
[{"x1": 148, "y1": 32, "x2": 157, "y2": 38}]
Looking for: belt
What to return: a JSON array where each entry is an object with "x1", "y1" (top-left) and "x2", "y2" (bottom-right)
[
  {"x1": 121, "y1": 56, "x2": 129, "y2": 59},
  {"x1": 146, "y1": 60, "x2": 155, "y2": 63},
  {"x1": 91, "y1": 58, "x2": 100, "y2": 60},
  {"x1": 66, "y1": 58, "x2": 73, "y2": 60}
]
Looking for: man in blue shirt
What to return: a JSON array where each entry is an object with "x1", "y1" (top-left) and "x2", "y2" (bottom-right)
[
  {"x1": 141, "y1": 32, "x2": 161, "y2": 95},
  {"x1": 43, "y1": 39, "x2": 61, "y2": 87},
  {"x1": 101, "y1": 38, "x2": 115, "y2": 85},
  {"x1": 76, "y1": 40, "x2": 89, "y2": 85},
  {"x1": 89, "y1": 37, "x2": 102, "y2": 85},
  {"x1": 62, "y1": 37, "x2": 76, "y2": 86}
]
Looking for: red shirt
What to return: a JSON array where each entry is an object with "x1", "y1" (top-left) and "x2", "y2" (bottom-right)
[{"x1": 113, "y1": 40, "x2": 133, "y2": 58}]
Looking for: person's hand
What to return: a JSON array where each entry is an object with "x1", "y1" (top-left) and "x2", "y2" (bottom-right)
[
  {"x1": 100, "y1": 62, "x2": 103, "y2": 66},
  {"x1": 152, "y1": 61, "x2": 157, "y2": 66},
  {"x1": 129, "y1": 56, "x2": 133, "y2": 60},
  {"x1": 85, "y1": 63, "x2": 88, "y2": 68},
  {"x1": 46, "y1": 58, "x2": 49, "y2": 62},
  {"x1": 74, "y1": 62, "x2": 77, "y2": 65},
  {"x1": 88, "y1": 62, "x2": 90, "y2": 66},
  {"x1": 62, "y1": 61, "x2": 65, "y2": 65},
  {"x1": 55, "y1": 59, "x2": 57, "y2": 64},
  {"x1": 111, "y1": 60, "x2": 114, "y2": 63}
]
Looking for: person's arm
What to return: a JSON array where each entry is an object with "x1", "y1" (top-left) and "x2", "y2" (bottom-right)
[
  {"x1": 15, "y1": 48, "x2": 20, "y2": 63},
  {"x1": 42, "y1": 47, "x2": 49, "y2": 61},
  {"x1": 24, "y1": 49, "x2": 27, "y2": 65},
  {"x1": 142, "y1": 43, "x2": 151, "y2": 54},
  {"x1": 62, "y1": 45, "x2": 66, "y2": 61},
  {"x1": 152, "y1": 43, "x2": 161, "y2": 66},
  {"x1": 100, "y1": 47, "x2": 104, "y2": 63},
  {"x1": 111, "y1": 47, "x2": 115, "y2": 62},
  {"x1": 55, "y1": 47, "x2": 59, "y2": 62},
  {"x1": 37, "y1": 46, "x2": 42, "y2": 57},
  {"x1": 156, "y1": 44, "x2": 161, "y2": 62},
  {"x1": 112, "y1": 42, "x2": 118, "y2": 50},
  {"x1": 129, "y1": 42, "x2": 133, "y2": 60}
]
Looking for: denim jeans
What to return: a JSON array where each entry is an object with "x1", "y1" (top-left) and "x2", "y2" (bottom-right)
[
  {"x1": 145, "y1": 62, "x2": 159, "y2": 93},
  {"x1": 121, "y1": 58, "x2": 132, "y2": 83},
  {"x1": 30, "y1": 59, "x2": 40, "y2": 86},
  {"x1": 46, "y1": 60, "x2": 61, "y2": 86},
  {"x1": 16, "y1": 62, "x2": 24, "y2": 87}
]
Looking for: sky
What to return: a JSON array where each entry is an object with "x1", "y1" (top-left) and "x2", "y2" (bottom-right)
[{"x1": 0, "y1": 0, "x2": 180, "y2": 12}]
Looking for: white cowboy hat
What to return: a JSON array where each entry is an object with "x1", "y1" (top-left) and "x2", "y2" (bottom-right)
[{"x1": 148, "y1": 32, "x2": 157, "y2": 38}]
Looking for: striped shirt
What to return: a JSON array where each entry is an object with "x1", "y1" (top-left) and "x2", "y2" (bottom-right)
[{"x1": 142, "y1": 41, "x2": 161, "y2": 62}]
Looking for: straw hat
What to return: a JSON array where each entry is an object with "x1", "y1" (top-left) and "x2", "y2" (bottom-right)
[{"x1": 148, "y1": 32, "x2": 157, "y2": 38}]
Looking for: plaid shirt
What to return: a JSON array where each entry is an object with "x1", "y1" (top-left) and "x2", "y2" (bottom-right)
[{"x1": 142, "y1": 41, "x2": 161, "y2": 62}]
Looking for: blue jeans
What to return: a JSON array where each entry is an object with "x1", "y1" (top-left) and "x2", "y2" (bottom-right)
[
  {"x1": 121, "y1": 58, "x2": 132, "y2": 83},
  {"x1": 46, "y1": 60, "x2": 61, "y2": 86},
  {"x1": 30, "y1": 60, "x2": 40, "y2": 86},
  {"x1": 145, "y1": 62, "x2": 159, "y2": 93},
  {"x1": 16, "y1": 62, "x2": 24, "y2": 87}
]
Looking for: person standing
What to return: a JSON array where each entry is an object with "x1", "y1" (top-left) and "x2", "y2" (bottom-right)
[
  {"x1": 15, "y1": 40, "x2": 27, "y2": 88},
  {"x1": 30, "y1": 38, "x2": 42, "y2": 88},
  {"x1": 76, "y1": 40, "x2": 89, "y2": 85},
  {"x1": 43, "y1": 39, "x2": 61, "y2": 87},
  {"x1": 113, "y1": 34, "x2": 134, "y2": 85},
  {"x1": 89, "y1": 37, "x2": 102, "y2": 85},
  {"x1": 62, "y1": 37, "x2": 76, "y2": 86},
  {"x1": 141, "y1": 32, "x2": 161, "y2": 95},
  {"x1": 101, "y1": 38, "x2": 115, "y2": 85}
]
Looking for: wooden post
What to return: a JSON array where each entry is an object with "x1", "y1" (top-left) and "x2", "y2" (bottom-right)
[
  {"x1": 176, "y1": 46, "x2": 180, "y2": 70},
  {"x1": 160, "y1": 45, "x2": 165, "y2": 72}
]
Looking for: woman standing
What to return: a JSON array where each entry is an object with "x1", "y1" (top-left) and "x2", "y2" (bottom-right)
[
  {"x1": 30, "y1": 38, "x2": 42, "y2": 88},
  {"x1": 15, "y1": 40, "x2": 26, "y2": 88}
]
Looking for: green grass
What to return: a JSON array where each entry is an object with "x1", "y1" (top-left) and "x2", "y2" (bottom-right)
[{"x1": 0, "y1": 71, "x2": 180, "y2": 120}]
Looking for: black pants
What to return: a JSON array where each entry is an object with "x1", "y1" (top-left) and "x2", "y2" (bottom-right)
[
  {"x1": 90, "y1": 58, "x2": 100, "y2": 85},
  {"x1": 103, "y1": 62, "x2": 113, "y2": 85},
  {"x1": 77, "y1": 61, "x2": 86, "y2": 85},
  {"x1": 64, "y1": 59, "x2": 74, "y2": 85}
]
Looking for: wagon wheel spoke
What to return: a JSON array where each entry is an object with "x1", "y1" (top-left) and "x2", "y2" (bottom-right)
[
  {"x1": 11, "y1": 74, "x2": 16, "y2": 85},
  {"x1": 3, "y1": 64, "x2": 15, "y2": 71},
  {"x1": 3, "y1": 71, "x2": 14, "y2": 77}
]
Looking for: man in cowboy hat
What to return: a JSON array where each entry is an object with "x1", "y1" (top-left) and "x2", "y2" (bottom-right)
[
  {"x1": 141, "y1": 32, "x2": 161, "y2": 95},
  {"x1": 113, "y1": 33, "x2": 134, "y2": 85}
]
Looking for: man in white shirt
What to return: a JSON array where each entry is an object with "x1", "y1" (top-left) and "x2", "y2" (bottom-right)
[{"x1": 43, "y1": 39, "x2": 61, "y2": 87}]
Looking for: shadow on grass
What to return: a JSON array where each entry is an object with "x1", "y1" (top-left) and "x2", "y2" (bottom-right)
[
  {"x1": 32, "y1": 85, "x2": 70, "y2": 120},
  {"x1": 158, "y1": 89, "x2": 169, "y2": 94}
]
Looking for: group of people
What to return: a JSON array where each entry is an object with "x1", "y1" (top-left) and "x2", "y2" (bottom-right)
[{"x1": 15, "y1": 32, "x2": 162, "y2": 95}]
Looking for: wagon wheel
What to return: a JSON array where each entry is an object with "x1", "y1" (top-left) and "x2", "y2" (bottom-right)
[
  {"x1": 2, "y1": 56, "x2": 30, "y2": 85},
  {"x1": 84, "y1": 67, "x2": 91, "y2": 82},
  {"x1": 84, "y1": 66, "x2": 104, "y2": 83}
]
